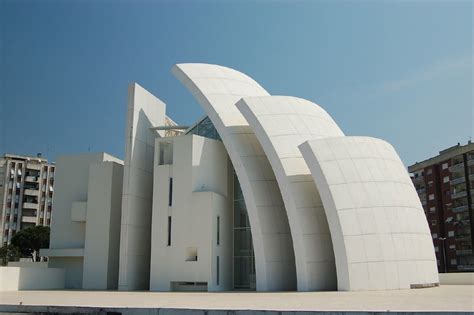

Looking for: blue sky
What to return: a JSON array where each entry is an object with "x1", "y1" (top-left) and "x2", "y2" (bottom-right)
[{"x1": 1, "y1": 0, "x2": 472, "y2": 166}]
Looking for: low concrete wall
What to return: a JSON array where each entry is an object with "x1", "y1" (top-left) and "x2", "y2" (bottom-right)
[
  {"x1": 0, "y1": 266, "x2": 65, "y2": 290},
  {"x1": 8, "y1": 261, "x2": 48, "y2": 268},
  {"x1": 439, "y1": 272, "x2": 474, "y2": 285}
]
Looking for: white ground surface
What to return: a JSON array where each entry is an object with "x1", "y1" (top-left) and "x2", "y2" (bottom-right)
[{"x1": 0, "y1": 285, "x2": 472, "y2": 312}]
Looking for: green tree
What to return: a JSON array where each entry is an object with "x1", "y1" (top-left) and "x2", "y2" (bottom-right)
[
  {"x1": 11, "y1": 226, "x2": 50, "y2": 261},
  {"x1": 0, "y1": 245, "x2": 21, "y2": 266}
]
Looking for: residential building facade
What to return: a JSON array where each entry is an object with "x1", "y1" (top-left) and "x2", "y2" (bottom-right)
[
  {"x1": 0, "y1": 154, "x2": 55, "y2": 245},
  {"x1": 408, "y1": 141, "x2": 474, "y2": 272}
]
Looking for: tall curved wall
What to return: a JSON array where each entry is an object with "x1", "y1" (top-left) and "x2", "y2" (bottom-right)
[
  {"x1": 236, "y1": 96, "x2": 344, "y2": 291},
  {"x1": 299, "y1": 136, "x2": 439, "y2": 291},
  {"x1": 172, "y1": 63, "x2": 296, "y2": 291}
]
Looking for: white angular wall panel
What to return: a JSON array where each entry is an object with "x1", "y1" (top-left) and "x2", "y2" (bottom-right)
[
  {"x1": 119, "y1": 83, "x2": 166, "y2": 290},
  {"x1": 236, "y1": 96, "x2": 344, "y2": 291},
  {"x1": 299, "y1": 137, "x2": 439, "y2": 291},
  {"x1": 172, "y1": 64, "x2": 296, "y2": 291}
]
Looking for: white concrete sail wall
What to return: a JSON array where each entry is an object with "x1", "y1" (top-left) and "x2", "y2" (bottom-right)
[
  {"x1": 172, "y1": 64, "x2": 297, "y2": 291},
  {"x1": 299, "y1": 137, "x2": 439, "y2": 291},
  {"x1": 119, "y1": 83, "x2": 166, "y2": 290},
  {"x1": 236, "y1": 96, "x2": 344, "y2": 291}
]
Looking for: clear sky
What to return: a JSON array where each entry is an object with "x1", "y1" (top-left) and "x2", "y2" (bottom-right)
[{"x1": 1, "y1": 0, "x2": 472, "y2": 166}]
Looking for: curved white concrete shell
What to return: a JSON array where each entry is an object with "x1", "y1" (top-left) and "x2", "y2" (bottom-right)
[
  {"x1": 299, "y1": 137, "x2": 439, "y2": 291},
  {"x1": 172, "y1": 64, "x2": 296, "y2": 291},
  {"x1": 236, "y1": 96, "x2": 344, "y2": 291}
]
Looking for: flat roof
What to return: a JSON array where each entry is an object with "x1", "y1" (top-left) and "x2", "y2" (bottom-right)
[
  {"x1": 408, "y1": 141, "x2": 474, "y2": 172},
  {"x1": 0, "y1": 285, "x2": 472, "y2": 313}
]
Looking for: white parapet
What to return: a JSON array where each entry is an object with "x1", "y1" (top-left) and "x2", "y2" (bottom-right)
[{"x1": 0, "y1": 267, "x2": 65, "y2": 291}]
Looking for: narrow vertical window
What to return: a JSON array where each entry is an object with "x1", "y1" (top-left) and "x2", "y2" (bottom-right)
[
  {"x1": 168, "y1": 178, "x2": 173, "y2": 207},
  {"x1": 216, "y1": 256, "x2": 220, "y2": 285},
  {"x1": 217, "y1": 216, "x2": 220, "y2": 246},
  {"x1": 167, "y1": 216, "x2": 172, "y2": 246}
]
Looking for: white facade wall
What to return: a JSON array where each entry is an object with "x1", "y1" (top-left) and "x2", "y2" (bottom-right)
[
  {"x1": 300, "y1": 137, "x2": 439, "y2": 290},
  {"x1": 119, "y1": 83, "x2": 166, "y2": 291},
  {"x1": 83, "y1": 162, "x2": 124, "y2": 289},
  {"x1": 237, "y1": 96, "x2": 344, "y2": 291},
  {"x1": 42, "y1": 153, "x2": 123, "y2": 289},
  {"x1": 150, "y1": 135, "x2": 232, "y2": 291},
  {"x1": 172, "y1": 63, "x2": 296, "y2": 291}
]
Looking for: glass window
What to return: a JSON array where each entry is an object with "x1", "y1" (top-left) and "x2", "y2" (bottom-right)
[
  {"x1": 167, "y1": 216, "x2": 172, "y2": 246},
  {"x1": 216, "y1": 216, "x2": 220, "y2": 246},
  {"x1": 168, "y1": 178, "x2": 173, "y2": 207},
  {"x1": 216, "y1": 256, "x2": 220, "y2": 286}
]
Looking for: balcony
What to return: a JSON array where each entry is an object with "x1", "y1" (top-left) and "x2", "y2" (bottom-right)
[
  {"x1": 449, "y1": 162, "x2": 465, "y2": 172},
  {"x1": 450, "y1": 176, "x2": 465, "y2": 185},
  {"x1": 455, "y1": 234, "x2": 471, "y2": 241},
  {"x1": 25, "y1": 176, "x2": 39, "y2": 183},
  {"x1": 452, "y1": 205, "x2": 469, "y2": 213},
  {"x1": 26, "y1": 163, "x2": 42, "y2": 171},
  {"x1": 452, "y1": 190, "x2": 468, "y2": 199},
  {"x1": 456, "y1": 249, "x2": 473, "y2": 256},
  {"x1": 416, "y1": 188, "x2": 426, "y2": 195},
  {"x1": 22, "y1": 202, "x2": 38, "y2": 210},
  {"x1": 412, "y1": 175, "x2": 424, "y2": 183},
  {"x1": 21, "y1": 216, "x2": 37, "y2": 224},
  {"x1": 24, "y1": 189, "x2": 39, "y2": 196},
  {"x1": 468, "y1": 158, "x2": 474, "y2": 167}
]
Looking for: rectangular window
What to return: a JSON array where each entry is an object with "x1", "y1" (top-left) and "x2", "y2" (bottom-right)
[
  {"x1": 427, "y1": 168, "x2": 433, "y2": 175},
  {"x1": 428, "y1": 194, "x2": 435, "y2": 200},
  {"x1": 430, "y1": 207, "x2": 436, "y2": 213},
  {"x1": 432, "y1": 233, "x2": 438, "y2": 239},
  {"x1": 167, "y1": 216, "x2": 172, "y2": 246},
  {"x1": 168, "y1": 178, "x2": 173, "y2": 207},
  {"x1": 431, "y1": 220, "x2": 437, "y2": 226},
  {"x1": 448, "y1": 230, "x2": 454, "y2": 237},
  {"x1": 217, "y1": 216, "x2": 220, "y2": 246},
  {"x1": 450, "y1": 259, "x2": 457, "y2": 265},
  {"x1": 442, "y1": 163, "x2": 448, "y2": 170},
  {"x1": 216, "y1": 256, "x2": 220, "y2": 286},
  {"x1": 434, "y1": 246, "x2": 439, "y2": 252},
  {"x1": 443, "y1": 176, "x2": 450, "y2": 183}
]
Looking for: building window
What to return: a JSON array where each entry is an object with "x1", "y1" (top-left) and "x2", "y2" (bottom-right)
[
  {"x1": 429, "y1": 194, "x2": 435, "y2": 200},
  {"x1": 450, "y1": 259, "x2": 457, "y2": 265},
  {"x1": 427, "y1": 168, "x2": 433, "y2": 175},
  {"x1": 434, "y1": 246, "x2": 439, "y2": 252},
  {"x1": 186, "y1": 247, "x2": 198, "y2": 261},
  {"x1": 448, "y1": 230, "x2": 454, "y2": 237},
  {"x1": 442, "y1": 163, "x2": 448, "y2": 170},
  {"x1": 449, "y1": 244, "x2": 456, "y2": 250},
  {"x1": 431, "y1": 220, "x2": 437, "y2": 226},
  {"x1": 167, "y1": 216, "x2": 172, "y2": 246},
  {"x1": 168, "y1": 178, "x2": 173, "y2": 207},
  {"x1": 445, "y1": 190, "x2": 450, "y2": 197},
  {"x1": 430, "y1": 207, "x2": 436, "y2": 213},
  {"x1": 443, "y1": 176, "x2": 450, "y2": 183},
  {"x1": 428, "y1": 181, "x2": 433, "y2": 187},
  {"x1": 217, "y1": 216, "x2": 220, "y2": 246},
  {"x1": 216, "y1": 256, "x2": 220, "y2": 286},
  {"x1": 432, "y1": 233, "x2": 438, "y2": 239}
]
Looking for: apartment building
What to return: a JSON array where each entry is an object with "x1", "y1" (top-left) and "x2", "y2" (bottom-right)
[
  {"x1": 0, "y1": 154, "x2": 55, "y2": 245},
  {"x1": 408, "y1": 141, "x2": 474, "y2": 272}
]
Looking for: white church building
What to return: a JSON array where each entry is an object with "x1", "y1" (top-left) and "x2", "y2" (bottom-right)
[{"x1": 39, "y1": 63, "x2": 439, "y2": 292}]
